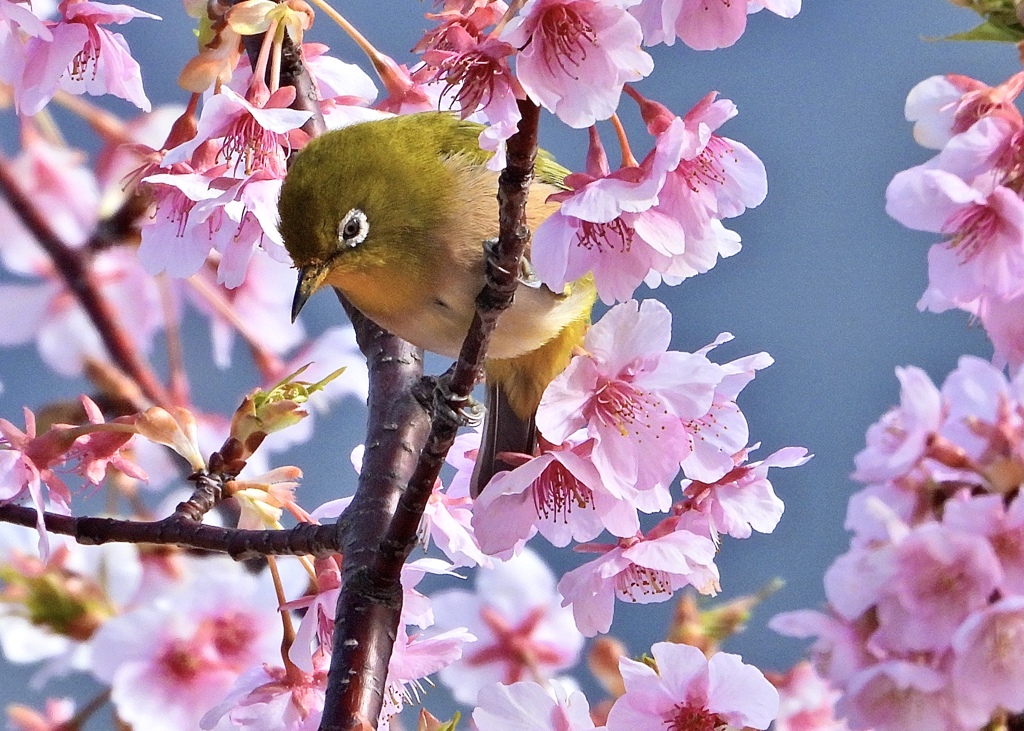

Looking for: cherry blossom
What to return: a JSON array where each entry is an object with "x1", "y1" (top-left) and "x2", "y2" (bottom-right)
[
  {"x1": 950, "y1": 597, "x2": 1024, "y2": 729},
  {"x1": 905, "y1": 72, "x2": 1024, "y2": 150},
  {"x1": 472, "y1": 680, "x2": 596, "y2": 731},
  {"x1": 501, "y1": 0, "x2": 653, "y2": 128},
  {"x1": 200, "y1": 661, "x2": 328, "y2": 731},
  {"x1": 887, "y1": 167, "x2": 1024, "y2": 311},
  {"x1": 430, "y1": 549, "x2": 583, "y2": 703},
  {"x1": 680, "y1": 445, "x2": 808, "y2": 542},
  {"x1": 537, "y1": 299, "x2": 725, "y2": 497},
  {"x1": 770, "y1": 661, "x2": 851, "y2": 731},
  {"x1": 557, "y1": 528, "x2": 719, "y2": 636},
  {"x1": 471, "y1": 436, "x2": 641, "y2": 555},
  {"x1": 16, "y1": 0, "x2": 159, "y2": 115},
  {"x1": 90, "y1": 558, "x2": 285, "y2": 731},
  {"x1": 851, "y1": 366, "x2": 943, "y2": 483},
  {"x1": 532, "y1": 124, "x2": 687, "y2": 303},
  {"x1": 606, "y1": 642, "x2": 778, "y2": 730}
]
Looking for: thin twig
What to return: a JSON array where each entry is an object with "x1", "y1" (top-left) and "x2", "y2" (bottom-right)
[{"x1": 0, "y1": 159, "x2": 171, "y2": 407}]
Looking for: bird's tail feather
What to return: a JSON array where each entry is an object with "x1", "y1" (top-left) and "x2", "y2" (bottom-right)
[{"x1": 470, "y1": 382, "x2": 537, "y2": 498}]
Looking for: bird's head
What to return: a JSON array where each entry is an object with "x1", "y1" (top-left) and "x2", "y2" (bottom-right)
[{"x1": 279, "y1": 114, "x2": 460, "y2": 321}]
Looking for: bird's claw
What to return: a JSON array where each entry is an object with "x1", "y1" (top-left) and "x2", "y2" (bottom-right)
[{"x1": 435, "y1": 369, "x2": 483, "y2": 428}]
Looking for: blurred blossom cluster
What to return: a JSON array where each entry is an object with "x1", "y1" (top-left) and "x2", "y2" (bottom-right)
[
  {"x1": 767, "y1": 65, "x2": 1024, "y2": 731},
  {"x1": 774, "y1": 357, "x2": 1024, "y2": 730},
  {"x1": 0, "y1": 0, "x2": 818, "y2": 728}
]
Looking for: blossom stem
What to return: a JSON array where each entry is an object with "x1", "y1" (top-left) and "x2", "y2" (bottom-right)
[
  {"x1": 267, "y1": 555, "x2": 302, "y2": 677},
  {"x1": 271, "y1": 31, "x2": 283, "y2": 93},
  {"x1": 251, "y1": 18, "x2": 277, "y2": 91},
  {"x1": 306, "y1": 0, "x2": 391, "y2": 78},
  {"x1": 61, "y1": 688, "x2": 111, "y2": 731},
  {"x1": 491, "y1": 0, "x2": 527, "y2": 37},
  {"x1": 0, "y1": 158, "x2": 171, "y2": 408},
  {"x1": 610, "y1": 113, "x2": 639, "y2": 168},
  {"x1": 52, "y1": 90, "x2": 133, "y2": 147},
  {"x1": 157, "y1": 274, "x2": 191, "y2": 407},
  {"x1": 186, "y1": 272, "x2": 285, "y2": 380}
]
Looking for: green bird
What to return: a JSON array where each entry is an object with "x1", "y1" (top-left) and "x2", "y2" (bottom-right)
[{"x1": 279, "y1": 112, "x2": 596, "y2": 496}]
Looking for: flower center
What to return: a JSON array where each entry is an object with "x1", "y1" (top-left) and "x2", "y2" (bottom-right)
[
  {"x1": 532, "y1": 459, "x2": 594, "y2": 522},
  {"x1": 678, "y1": 135, "x2": 732, "y2": 193},
  {"x1": 537, "y1": 5, "x2": 596, "y2": 79},
  {"x1": 578, "y1": 218, "x2": 634, "y2": 254},
  {"x1": 616, "y1": 562, "x2": 671, "y2": 601},
  {"x1": 221, "y1": 113, "x2": 286, "y2": 176},
  {"x1": 593, "y1": 379, "x2": 657, "y2": 437},
  {"x1": 665, "y1": 702, "x2": 721, "y2": 731},
  {"x1": 944, "y1": 200, "x2": 1000, "y2": 263}
]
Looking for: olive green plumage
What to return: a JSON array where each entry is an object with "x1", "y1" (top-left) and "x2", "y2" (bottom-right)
[{"x1": 280, "y1": 112, "x2": 596, "y2": 496}]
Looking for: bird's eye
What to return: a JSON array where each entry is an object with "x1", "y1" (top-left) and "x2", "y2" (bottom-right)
[{"x1": 337, "y1": 208, "x2": 369, "y2": 249}]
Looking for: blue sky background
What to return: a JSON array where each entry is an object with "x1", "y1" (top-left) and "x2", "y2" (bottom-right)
[{"x1": 0, "y1": 0, "x2": 1018, "y2": 724}]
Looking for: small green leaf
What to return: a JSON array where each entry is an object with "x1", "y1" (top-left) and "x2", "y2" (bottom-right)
[{"x1": 943, "y1": 19, "x2": 1024, "y2": 42}]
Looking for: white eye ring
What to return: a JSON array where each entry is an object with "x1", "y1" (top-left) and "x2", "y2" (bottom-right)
[{"x1": 337, "y1": 208, "x2": 369, "y2": 248}]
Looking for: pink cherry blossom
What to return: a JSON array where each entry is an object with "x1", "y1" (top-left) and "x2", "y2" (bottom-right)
[
  {"x1": 473, "y1": 680, "x2": 596, "y2": 731},
  {"x1": 422, "y1": 29, "x2": 523, "y2": 128},
  {"x1": 771, "y1": 661, "x2": 850, "y2": 731},
  {"x1": 16, "y1": 0, "x2": 159, "y2": 115},
  {"x1": 0, "y1": 408, "x2": 77, "y2": 555},
  {"x1": 905, "y1": 72, "x2": 1024, "y2": 150},
  {"x1": 430, "y1": 549, "x2": 583, "y2": 704},
  {"x1": 973, "y1": 290, "x2": 1024, "y2": 374},
  {"x1": 631, "y1": 0, "x2": 746, "y2": 50},
  {"x1": 851, "y1": 365, "x2": 944, "y2": 483},
  {"x1": 471, "y1": 436, "x2": 641, "y2": 555},
  {"x1": 679, "y1": 342, "x2": 773, "y2": 482},
  {"x1": 874, "y1": 523, "x2": 1001, "y2": 652},
  {"x1": 185, "y1": 170, "x2": 290, "y2": 288},
  {"x1": 200, "y1": 662, "x2": 328, "y2": 731},
  {"x1": 629, "y1": 89, "x2": 765, "y2": 285},
  {"x1": 950, "y1": 596, "x2": 1024, "y2": 728},
  {"x1": 0, "y1": 1, "x2": 52, "y2": 102},
  {"x1": 770, "y1": 610, "x2": 877, "y2": 689},
  {"x1": 681, "y1": 445, "x2": 808, "y2": 541},
  {"x1": 136, "y1": 169, "x2": 224, "y2": 279},
  {"x1": 838, "y1": 662, "x2": 956, "y2": 731},
  {"x1": 162, "y1": 85, "x2": 312, "y2": 177},
  {"x1": 532, "y1": 125, "x2": 686, "y2": 303},
  {"x1": 501, "y1": 0, "x2": 653, "y2": 128},
  {"x1": 939, "y1": 354, "x2": 1023, "y2": 466},
  {"x1": 90, "y1": 558, "x2": 285, "y2": 731},
  {"x1": 557, "y1": 528, "x2": 719, "y2": 636},
  {"x1": 944, "y1": 492, "x2": 1024, "y2": 594},
  {"x1": 606, "y1": 642, "x2": 778, "y2": 731},
  {"x1": 537, "y1": 299, "x2": 725, "y2": 497},
  {"x1": 887, "y1": 166, "x2": 1024, "y2": 311},
  {"x1": 381, "y1": 623, "x2": 476, "y2": 723}
]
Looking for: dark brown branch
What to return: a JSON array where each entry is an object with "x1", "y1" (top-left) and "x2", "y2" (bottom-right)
[
  {"x1": 320, "y1": 100, "x2": 542, "y2": 731},
  {"x1": 319, "y1": 302, "x2": 430, "y2": 731},
  {"x1": 0, "y1": 503, "x2": 342, "y2": 559},
  {"x1": 0, "y1": 161, "x2": 171, "y2": 408}
]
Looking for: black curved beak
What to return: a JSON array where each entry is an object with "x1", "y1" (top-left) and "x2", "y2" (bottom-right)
[{"x1": 291, "y1": 263, "x2": 328, "y2": 322}]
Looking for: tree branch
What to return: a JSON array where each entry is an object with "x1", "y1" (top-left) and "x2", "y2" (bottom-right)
[
  {"x1": 0, "y1": 503, "x2": 342, "y2": 559},
  {"x1": 0, "y1": 160, "x2": 171, "y2": 408},
  {"x1": 320, "y1": 100, "x2": 542, "y2": 731}
]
